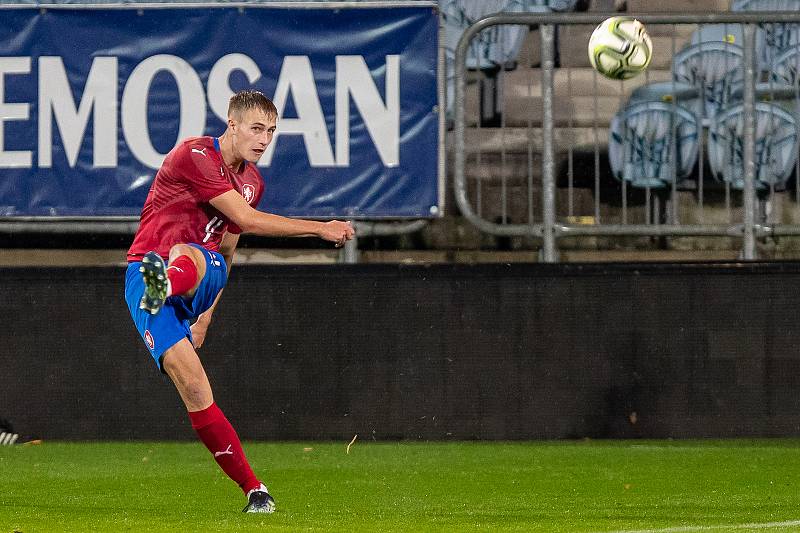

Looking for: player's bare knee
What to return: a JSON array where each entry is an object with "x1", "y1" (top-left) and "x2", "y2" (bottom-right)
[
  {"x1": 165, "y1": 366, "x2": 212, "y2": 410},
  {"x1": 169, "y1": 245, "x2": 206, "y2": 282},
  {"x1": 169, "y1": 243, "x2": 194, "y2": 262},
  {"x1": 181, "y1": 381, "x2": 213, "y2": 411}
]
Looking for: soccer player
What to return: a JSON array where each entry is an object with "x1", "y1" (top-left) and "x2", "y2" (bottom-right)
[{"x1": 124, "y1": 90, "x2": 355, "y2": 513}]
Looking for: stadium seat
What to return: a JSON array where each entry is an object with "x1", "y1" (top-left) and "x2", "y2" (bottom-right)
[
  {"x1": 441, "y1": 0, "x2": 582, "y2": 71},
  {"x1": 442, "y1": 0, "x2": 548, "y2": 123},
  {"x1": 608, "y1": 101, "x2": 700, "y2": 189},
  {"x1": 731, "y1": 0, "x2": 800, "y2": 65},
  {"x1": 627, "y1": 81, "x2": 704, "y2": 118},
  {"x1": 764, "y1": 46, "x2": 800, "y2": 111},
  {"x1": 770, "y1": 44, "x2": 800, "y2": 87},
  {"x1": 526, "y1": 0, "x2": 580, "y2": 9},
  {"x1": 690, "y1": 23, "x2": 746, "y2": 47},
  {"x1": 672, "y1": 25, "x2": 768, "y2": 123},
  {"x1": 707, "y1": 101, "x2": 800, "y2": 190},
  {"x1": 672, "y1": 30, "x2": 744, "y2": 125},
  {"x1": 728, "y1": 79, "x2": 799, "y2": 115},
  {"x1": 442, "y1": 0, "x2": 583, "y2": 123},
  {"x1": 441, "y1": 0, "x2": 535, "y2": 72}
]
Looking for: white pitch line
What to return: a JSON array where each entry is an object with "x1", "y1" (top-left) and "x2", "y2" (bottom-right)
[{"x1": 607, "y1": 520, "x2": 800, "y2": 533}]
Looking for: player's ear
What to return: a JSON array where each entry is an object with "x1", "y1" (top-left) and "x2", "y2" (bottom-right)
[{"x1": 228, "y1": 118, "x2": 236, "y2": 131}]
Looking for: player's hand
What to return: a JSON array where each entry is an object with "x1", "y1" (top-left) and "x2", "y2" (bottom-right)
[
  {"x1": 320, "y1": 220, "x2": 355, "y2": 248},
  {"x1": 191, "y1": 319, "x2": 210, "y2": 349}
]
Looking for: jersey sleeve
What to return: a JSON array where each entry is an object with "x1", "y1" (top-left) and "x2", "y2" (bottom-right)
[
  {"x1": 178, "y1": 143, "x2": 234, "y2": 202},
  {"x1": 254, "y1": 182, "x2": 265, "y2": 207}
]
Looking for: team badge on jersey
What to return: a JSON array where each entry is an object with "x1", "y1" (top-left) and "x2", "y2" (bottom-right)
[
  {"x1": 144, "y1": 330, "x2": 155, "y2": 350},
  {"x1": 242, "y1": 183, "x2": 256, "y2": 204}
]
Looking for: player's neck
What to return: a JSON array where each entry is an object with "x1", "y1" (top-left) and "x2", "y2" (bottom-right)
[{"x1": 217, "y1": 131, "x2": 245, "y2": 173}]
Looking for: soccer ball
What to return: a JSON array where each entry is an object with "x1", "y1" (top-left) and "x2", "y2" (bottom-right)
[{"x1": 588, "y1": 17, "x2": 652, "y2": 80}]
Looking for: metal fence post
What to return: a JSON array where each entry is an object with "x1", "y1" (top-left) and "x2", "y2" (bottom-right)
[
  {"x1": 336, "y1": 220, "x2": 428, "y2": 263},
  {"x1": 742, "y1": 23, "x2": 757, "y2": 260},
  {"x1": 540, "y1": 23, "x2": 557, "y2": 263},
  {"x1": 340, "y1": 225, "x2": 359, "y2": 264}
]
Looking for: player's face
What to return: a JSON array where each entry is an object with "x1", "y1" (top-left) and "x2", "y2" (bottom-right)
[{"x1": 230, "y1": 108, "x2": 277, "y2": 163}]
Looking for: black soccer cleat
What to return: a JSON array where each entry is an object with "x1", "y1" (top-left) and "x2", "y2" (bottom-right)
[
  {"x1": 242, "y1": 485, "x2": 276, "y2": 514},
  {"x1": 139, "y1": 251, "x2": 168, "y2": 315}
]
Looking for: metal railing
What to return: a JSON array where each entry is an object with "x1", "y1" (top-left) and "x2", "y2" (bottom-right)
[
  {"x1": 0, "y1": 216, "x2": 429, "y2": 264},
  {"x1": 454, "y1": 11, "x2": 800, "y2": 261}
]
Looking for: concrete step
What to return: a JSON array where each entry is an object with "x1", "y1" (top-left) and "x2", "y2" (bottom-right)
[
  {"x1": 465, "y1": 126, "x2": 609, "y2": 154},
  {"x1": 462, "y1": 151, "x2": 543, "y2": 184},
  {"x1": 646, "y1": 23, "x2": 699, "y2": 38},
  {"x1": 463, "y1": 65, "x2": 674, "y2": 127},
  {"x1": 505, "y1": 94, "x2": 621, "y2": 126},
  {"x1": 501, "y1": 66, "x2": 672, "y2": 97},
  {"x1": 465, "y1": 85, "x2": 624, "y2": 127},
  {"x1": 458, "y1": 182, "x2": 666, "y2": 226}
]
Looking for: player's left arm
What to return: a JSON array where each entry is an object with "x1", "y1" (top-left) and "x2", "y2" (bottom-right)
[{"x1": 190, "y1": 231, "x2": 239, "y2": 349}]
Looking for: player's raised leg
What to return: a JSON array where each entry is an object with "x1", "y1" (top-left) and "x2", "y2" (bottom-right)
[
  {"x1": 166, "y1": 243, "x2": 206, "y2": 298},
  {"x1": 162, "y1": 338, "x2": 276, "y2": 513},
  {"x1": 139, "y1": 244, "x2": 206, "y2": 314}
]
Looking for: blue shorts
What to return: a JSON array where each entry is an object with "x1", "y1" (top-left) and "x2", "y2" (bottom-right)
[{"x1": 124, "y1": 244, "x2": 227, "y2": 372}]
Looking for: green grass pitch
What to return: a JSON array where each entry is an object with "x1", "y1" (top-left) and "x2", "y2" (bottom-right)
[{"x1": 2, "y1": 439, "x2": 800, "y2": 532}]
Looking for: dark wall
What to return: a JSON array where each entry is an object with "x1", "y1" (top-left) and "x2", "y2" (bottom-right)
[{"x1": 3, "y1": 262, "x2": 800, "y2": 441}]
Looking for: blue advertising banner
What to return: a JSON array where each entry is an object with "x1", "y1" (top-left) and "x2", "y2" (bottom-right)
[{"x1": 0, "y1": 4, "x2": 441, "y2": 218}]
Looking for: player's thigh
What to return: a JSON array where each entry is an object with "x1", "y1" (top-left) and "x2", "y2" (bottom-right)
[
  {"x1": 185, "y1": 244, "x2": 228, "y2": 316},
  {"x1": 125, "y1": 263, "x2": 193, "y2": 369},
  {"x1": 162, "y1": 338, "x2": 214, "y2": 411}
]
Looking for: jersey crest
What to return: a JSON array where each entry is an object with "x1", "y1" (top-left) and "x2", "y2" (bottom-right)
[
  {"x1": 242, "y1": 183, "x2": 256, "y2": 204},
  {"x1": 144, "y1": 330, "x2": 155, "y2": 350}
]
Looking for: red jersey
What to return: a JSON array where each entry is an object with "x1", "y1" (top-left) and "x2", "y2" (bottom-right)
[{"x1": 127, "y1": 136, "x2": 264, "y2": 262}]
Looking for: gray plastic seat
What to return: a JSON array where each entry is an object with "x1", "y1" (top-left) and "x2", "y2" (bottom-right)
[
  {"x1": 442, "y1": 0, "x2": 548, "y2": 120},
  {"x1": 731, "y1": 0, "x2": 800, "y2": 65},
  {"x1": 690, "y1": 24, "x2": 747, "y2": 48},
  {"x1": 609, "y1": 101, "x2": 700, "y2": 189},
  {"x1": 673, "y1": 43, "x2": 743, "y2": 122},
  {"x1": 627, "y1": 81, "x2": 704, "y2": 118},
  {"x1": 765, "y1": 46, "x2": 800, "y2": 111},
  {"x1": 442, "y1": 0, "x2": 543, "y2": 71},
  {"x1": 770, "y1": 44, "x2": 800, "y2": 87},
  {"x1": 708, "y1": 101, "x2": 799, "y2": 190},
  {"x1": 526, "y1": 0, "x2": 580, "y2": 9},
  {"x1": 674, "y1": 25, "x2": 768, "y2": 122}
]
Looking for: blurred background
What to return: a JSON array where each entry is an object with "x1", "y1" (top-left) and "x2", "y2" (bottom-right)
[{"x1": 4, "y1": 0, "x2": 800, "y2": 444}]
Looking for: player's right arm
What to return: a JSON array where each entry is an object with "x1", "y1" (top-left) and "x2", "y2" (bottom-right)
[{"x1": 209, "y1": 189, "x2": 355, "y2": 246}]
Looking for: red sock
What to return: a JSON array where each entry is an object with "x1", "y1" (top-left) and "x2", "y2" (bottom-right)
[
  {"x1": 166, "y1": 255, "x2": 198, "y2": 297},
  {"x1": 188, "y1": 403, "x2": 261, "y2": 494}
]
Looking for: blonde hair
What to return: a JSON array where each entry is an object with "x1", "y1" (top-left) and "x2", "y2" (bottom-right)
[{"x1": 228, "y1": 90, "x2": 277, "y2": 120}]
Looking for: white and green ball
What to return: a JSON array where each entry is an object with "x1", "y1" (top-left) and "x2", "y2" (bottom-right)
[{"x1": 588, "y1": 17, "x2": 652, "y2": 80}]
